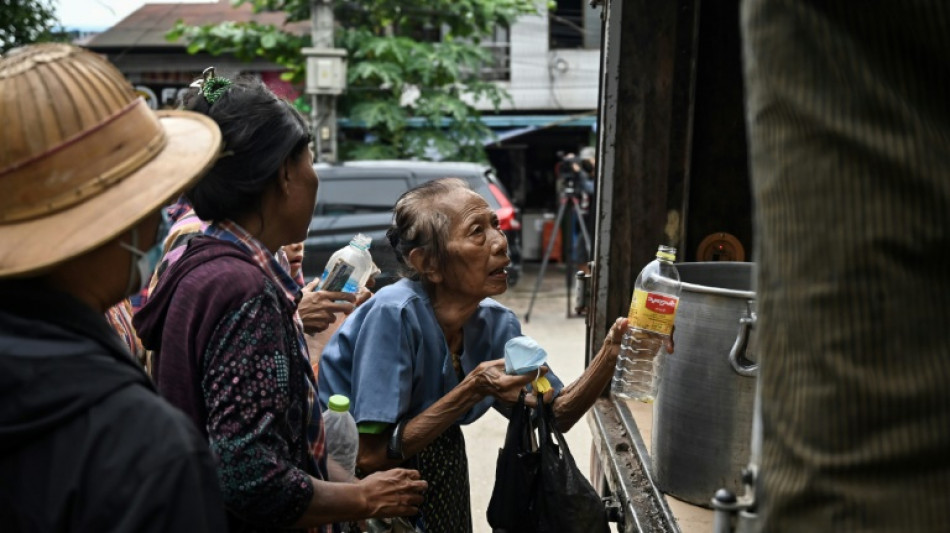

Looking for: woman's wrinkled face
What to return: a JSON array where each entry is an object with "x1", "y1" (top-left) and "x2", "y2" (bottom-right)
[{"x1": 435, "y1": 188, "x2": 510, "y2": 301}]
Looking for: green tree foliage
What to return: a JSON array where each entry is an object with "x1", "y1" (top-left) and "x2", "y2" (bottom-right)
[
  {"x1": 0, "y1": 0, "x2": 65, "y2": 53},
  {"x1": 166, "y1": 0, "x2": 538, "y2": 162}
]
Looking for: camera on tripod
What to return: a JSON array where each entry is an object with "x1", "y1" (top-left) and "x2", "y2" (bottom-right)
[
  {"x1": 525, "y1": 151, "x2": 596, "y2": 322},
  {"x1": 555, "y1": 152, "x2": 591, "y2": 198}
]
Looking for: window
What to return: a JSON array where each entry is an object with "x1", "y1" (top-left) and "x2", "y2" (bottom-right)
[
  {"x1": 391, "y1": 13, "x2": 511, "y2": 82},
  {"x1": 480, "y1": 25, "x2": 511, "y2": 81},
  {"x1": 316, "y1": 177, "x2": 410, "y2": 215},
  {"x1": 550, "y1": 0, "x2": 602, "y2": 50}
]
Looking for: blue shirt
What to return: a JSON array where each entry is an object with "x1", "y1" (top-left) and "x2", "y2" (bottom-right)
[{"x1": 318, "y1": 279, "x2": 562, "y2": 426}]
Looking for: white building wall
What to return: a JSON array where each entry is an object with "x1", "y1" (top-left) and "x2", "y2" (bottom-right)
[{"x1": 474, "y1": 6, "x2": 601, "y2": 112}]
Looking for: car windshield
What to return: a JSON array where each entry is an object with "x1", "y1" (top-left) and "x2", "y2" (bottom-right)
[{"x1": 316, "y1": 177, "x2": 407, "y2": 215}]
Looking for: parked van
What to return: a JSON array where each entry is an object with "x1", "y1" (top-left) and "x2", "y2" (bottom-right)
[{"x1": 307, "y1": 160, "x2": 523, "y2": 289}]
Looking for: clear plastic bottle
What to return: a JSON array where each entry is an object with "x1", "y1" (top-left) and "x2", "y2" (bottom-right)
[
  {"x1": 322, "y1": 394, "x2": 359, "y2": 476},
  {"x1": 611, "y1": 245, "x2": 681, "y2": 403},
  {"x1": 317, "y1": 234, "x2": 374, "y2": 293}
]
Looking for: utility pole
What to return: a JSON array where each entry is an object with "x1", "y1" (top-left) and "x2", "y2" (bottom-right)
[{"x1": 304, "y1": 0, "x2": 346, "y2": 163}]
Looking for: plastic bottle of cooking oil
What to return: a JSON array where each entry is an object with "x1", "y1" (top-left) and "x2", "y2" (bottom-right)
[{"x1": 611, "y1": 245, "x2": 681, "y2": 403}]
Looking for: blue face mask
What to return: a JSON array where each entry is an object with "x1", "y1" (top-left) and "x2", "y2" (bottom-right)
[
  {"x1": 121, "y1": 209, "x2": 172, "y2": 296},
  {"x1": 504, "y1": 336, "x2": 548, "y2": 375}
]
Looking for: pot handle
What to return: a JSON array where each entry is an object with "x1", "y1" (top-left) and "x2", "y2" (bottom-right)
[{"x1": 729, "y1": 301, "x2": 758, "y2": 377}]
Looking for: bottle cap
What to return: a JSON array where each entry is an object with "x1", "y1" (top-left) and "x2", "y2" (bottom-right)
[
  {"x1": 328, "y1": 394, "x2": 350, "y2": 412},
  {"x1": 350, "y1": 233, "x2": 372, "y2": 250},
  {"x1": 656, "y1": 245, "x2": 676, "y2": 261}
]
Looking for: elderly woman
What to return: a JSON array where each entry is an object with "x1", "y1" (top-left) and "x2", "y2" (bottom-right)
[
  {"x1": 318, "y1": 177, "x2": 629, "y2": 531},
  {"x1": 134, "y1": 74, "x2": 426, "y2": 532},
  {"x1": 0, "y1": 44, "x2": 227, "y2": 530}
]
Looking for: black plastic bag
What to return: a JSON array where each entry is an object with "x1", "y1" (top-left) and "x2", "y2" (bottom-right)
[
  {"x1": 534, "y1": 400, "x2": 610, "y2": 533},
  {"x1": 488, "y1": 394, "x2": 609, "y2": 533},
  {"x1": 486, "y1": 391, "x2": 540, "y2": 532}
]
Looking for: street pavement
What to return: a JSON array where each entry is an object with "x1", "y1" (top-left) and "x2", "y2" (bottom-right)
[{"x1": 462, "y1": 261, "x2": 599, "y2": 533}]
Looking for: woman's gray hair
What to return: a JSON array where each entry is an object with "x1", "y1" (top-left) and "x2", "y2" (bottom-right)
[{"x1": 386, "y1": 177, "x2": 471, "y2": 281}]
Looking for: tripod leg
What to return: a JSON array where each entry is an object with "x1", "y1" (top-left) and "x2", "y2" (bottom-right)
[
  {"x1": 558, "y1": 198, "x2": 594, "y2": 318},
  {"x1": 525, "y1": 197, "x2": 569, "y2": 323},
  {"x1": 571, "y1": 198, "x2": 593, "y2": 260}
]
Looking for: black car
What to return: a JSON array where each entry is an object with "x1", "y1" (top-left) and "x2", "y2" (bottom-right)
[{"x1": 304, "y1": 160, "x2": 522, "y2": 289}]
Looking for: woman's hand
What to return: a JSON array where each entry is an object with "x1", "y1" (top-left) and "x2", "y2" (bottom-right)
[
  {"x1": 599, "y1": 316, "x2": 630, "y2": 354},
  {"x1": 546, "y1": 316, "x2": 632, "y2": 432},
  {"x1": 524, "y1": 384, "x2": 557, "y2": 407},
  {"x1": 298, "y1": 281, "x2": 358, "y2": 334},
  {"x1": 358, "y1": 468, "x2": 428, "y2": 518},
  {"x1": 296, "y1": 468, "x2": 427, "y2": 526},
  {"x1": 471, "y1": 359, "x2": 546, "y2": 405},
  {"x1": 354, "y1": 286, "x2": 373, "y2": 307},
  {"x1": 600, "y1": 318, "x2": 673, "y2": 354}
]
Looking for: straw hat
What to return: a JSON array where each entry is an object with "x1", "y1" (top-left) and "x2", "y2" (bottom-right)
[{"x1": 0, "y1": 43, "x2": 222, "y2": 278}]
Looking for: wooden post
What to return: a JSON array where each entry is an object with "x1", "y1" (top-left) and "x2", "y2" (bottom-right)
[{"x1": 588, "y1": 0, "x2": 699, "y2": 363}]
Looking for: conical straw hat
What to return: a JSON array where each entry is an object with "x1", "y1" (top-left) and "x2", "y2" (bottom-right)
[{"x1": 0, "y1": 43, "x2": 221, "y2": 277}]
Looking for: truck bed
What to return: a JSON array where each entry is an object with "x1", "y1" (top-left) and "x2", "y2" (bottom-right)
[{"x1": 588, "y1": 398, "x2": 714, "y2": 533}]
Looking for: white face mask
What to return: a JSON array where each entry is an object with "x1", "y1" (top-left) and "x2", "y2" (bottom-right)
[
  {"x1": 121, "y1": 209, "x2": 171, "y2": 296},
  {"x1": 504, "y1": 336, "x2": 548, "y2": 375}
]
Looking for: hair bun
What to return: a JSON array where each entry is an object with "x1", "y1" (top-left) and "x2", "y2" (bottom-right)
[{"x1": 385, "y1": 226, "x2": 400, "y2": 250}]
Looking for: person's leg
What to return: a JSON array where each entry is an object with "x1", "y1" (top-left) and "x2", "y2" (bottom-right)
[{"x1": 742, "y1": 1, "x2": 950, "y2": 529}]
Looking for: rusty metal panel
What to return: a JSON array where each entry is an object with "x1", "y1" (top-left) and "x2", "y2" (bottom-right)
[{"x1": 588, "y1": 398, "x2": 680, "y2": 532}]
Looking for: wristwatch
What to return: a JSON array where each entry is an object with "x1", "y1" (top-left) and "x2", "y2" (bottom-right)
[{"x1": 387, "y1": 419, "x2": 407, "y2": 461}]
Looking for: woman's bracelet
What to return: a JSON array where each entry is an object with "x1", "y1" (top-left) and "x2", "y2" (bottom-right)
[{"x1": 387, "y1": 418, "x2": 407, "y2": 461}]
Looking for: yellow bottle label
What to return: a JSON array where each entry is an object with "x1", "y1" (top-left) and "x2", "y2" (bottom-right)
[{"x1": 628, "y1": 289, "x2": 679, "y2": 335}]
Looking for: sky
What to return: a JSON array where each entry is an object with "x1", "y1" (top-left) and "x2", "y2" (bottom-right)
[{"x1": 56, "y1": 0, "x2": 212, "y2": 30}]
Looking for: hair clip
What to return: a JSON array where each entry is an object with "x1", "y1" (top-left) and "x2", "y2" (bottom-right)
[
  {"x1": 189, "y1": 66, "x2": 215, "y2": 88},
  {"x1": 202, "y1": 77, "x2": 232, "y2": 104},
  {"x1": 189, "y1": 66, "x2": 232, "y2": 105}
]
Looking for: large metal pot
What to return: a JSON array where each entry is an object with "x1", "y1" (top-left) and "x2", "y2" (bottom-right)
[{"x1": 651, "y1": 262, "x2": 757, "y2": 507}]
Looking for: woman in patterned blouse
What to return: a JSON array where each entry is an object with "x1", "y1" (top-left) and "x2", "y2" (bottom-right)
[{"x1": 134, "y1": 74, "x2": 426, "y2": 532}]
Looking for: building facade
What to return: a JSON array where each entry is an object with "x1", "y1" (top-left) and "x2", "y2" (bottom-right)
[{"x1": 86, "y1": 0, "x2": 601, "y2": 213}]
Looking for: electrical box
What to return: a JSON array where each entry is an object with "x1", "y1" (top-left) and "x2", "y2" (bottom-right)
[{"x1": 302, "y1": 48, "x2": 347, "y2": 95}]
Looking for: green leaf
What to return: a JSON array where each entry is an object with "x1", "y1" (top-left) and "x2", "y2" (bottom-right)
[
  {"x1": 0, "y1": 0, "x2": 69, "y2": 53},
  {"x1": 167, "y1": 0, "x2": 533, "y2": 162},
  {"x1": 261, "y1": 33, "x2": 277, "y2": 49},
  {"x1": 293, "y1": 95, "x2": 312, "y2": 114}
]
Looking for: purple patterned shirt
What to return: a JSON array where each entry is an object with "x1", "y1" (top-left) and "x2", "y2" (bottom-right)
[{"x1": 136, "y1": 221, "x2": 333, "y2": 533}]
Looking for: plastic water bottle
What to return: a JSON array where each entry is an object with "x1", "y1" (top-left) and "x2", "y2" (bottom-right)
[
  {"x1": 322, "y1": 394, "x2": 359, "y2": 475},
  {"x1": 611, "y1": 245, "x2": 681, "y2": 403},
  {"x1": 317, "y1": 234, "x2": 374, "y2": 293}
]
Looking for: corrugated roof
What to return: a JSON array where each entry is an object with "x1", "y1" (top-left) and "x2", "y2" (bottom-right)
[{"x1": 87, "y1": 0, "x2": 309, "y2": 49}]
